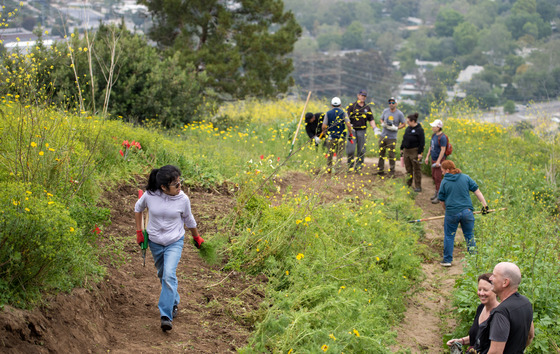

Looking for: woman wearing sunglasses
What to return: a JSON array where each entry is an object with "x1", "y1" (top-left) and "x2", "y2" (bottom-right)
[{"x1": 134, "y1": 165, "x2": 204, "y2": 332}]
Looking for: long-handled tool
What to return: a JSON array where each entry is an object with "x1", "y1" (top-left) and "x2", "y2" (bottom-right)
[
  {"x1": 407, "y1": 207, "x2": 507, "y2": 223},
  {"x1": 289, "y1": 91, "x2": 312, "y2": 156},
  {"x1": 138, "y1": 189, "x2": 149, "y2": 266}
]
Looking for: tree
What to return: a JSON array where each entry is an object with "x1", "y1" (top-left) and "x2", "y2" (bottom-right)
[
  {"x1": 504, "y1": 100, "x2": 516, "y2": 114},
  {"x1": 465, "y1": 0, "x2": 498, "y2": 29},
  {"x1": 453, "y1": 22, "x2": 479, "y2": 55},
  {"x1": 429, "y1": 64, "x2": 460, "y2": 89},
  {"x1": 341, "y1": 21, "x2": 364, "y2": 50},
  {"x1": 435, "y1": 8, "x2": 464, "y2": 37},
  {"x1": 461, "y1": 78, "x2": 498, "y2": 108},
  {"x1": 479, "y1": 23, "x2": 516, "y2": 63},
  {"x1": 140, "y1": 0, "x2": 302, "y2": 99}
]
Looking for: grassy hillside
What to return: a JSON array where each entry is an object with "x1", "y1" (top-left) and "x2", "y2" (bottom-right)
[{"x1": 1, "y1": 97, "x2": 559, "y2": 351}]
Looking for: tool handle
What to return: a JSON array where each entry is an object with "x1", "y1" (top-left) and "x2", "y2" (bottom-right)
[
  {"x1": 407, "y1": 208, "x2": 507, "y2": 223},
  {"x1": 138, "y1": 189, "x2": 149, "y2": 250}
]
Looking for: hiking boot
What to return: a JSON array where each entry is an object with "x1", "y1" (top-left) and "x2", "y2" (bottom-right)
[
  {"x1": 172, "y1": 305, "x2": 178, "y2": 319},
  {"x1": 440, "y1": 262, "x2": 452, "y2": 267},
  {"x1": 430, "y1": 193, "x2": 438, "y2": 201},
  {"x1": 414, "y1": 188, "x2": 422, "y2": 193},
  {"x1": 431, "y1": 198, "x2": 440, "y2": 204},
  {"x1": 161, "y1": 316, "x2": 173, "y2": 332}
]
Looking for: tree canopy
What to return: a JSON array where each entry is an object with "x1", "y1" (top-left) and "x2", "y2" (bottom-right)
[{"x1": 139, "y1": 0, "x2": 302, "y2": 99}]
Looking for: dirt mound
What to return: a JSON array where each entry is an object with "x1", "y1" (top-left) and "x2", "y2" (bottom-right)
[{"x1": 0, "y1": 183, "x2": 265, "y2": 353}]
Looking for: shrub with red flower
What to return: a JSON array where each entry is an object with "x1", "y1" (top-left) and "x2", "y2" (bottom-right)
[{"x1": 119, "y1": 140, "x2": 142, "y2": 160}]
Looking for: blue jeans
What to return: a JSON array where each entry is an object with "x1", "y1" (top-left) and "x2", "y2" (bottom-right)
[
  {"x1": 443, "y1": 209, "x2": 476, "y2": 263},
  {"x1": 149, "y1": 236, "x2": 184, "y2": 320}
]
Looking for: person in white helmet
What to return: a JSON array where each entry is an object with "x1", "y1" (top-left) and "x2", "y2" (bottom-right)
[{"x1": 322, "y1": 97, "x2": 353, "y2": 173}]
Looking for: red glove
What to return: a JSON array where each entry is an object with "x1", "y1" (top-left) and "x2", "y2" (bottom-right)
[
  {"x1": 136, "y1": 230, "x2": 144, "y2": 244},
  {"x1": 192, "y1": 235, "x2": 204, "y2": 249}
]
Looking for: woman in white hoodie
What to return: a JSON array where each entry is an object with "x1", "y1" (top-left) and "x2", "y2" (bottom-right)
[{"x1": 135, "y1": 165, "x2": 204, "y2": 332}]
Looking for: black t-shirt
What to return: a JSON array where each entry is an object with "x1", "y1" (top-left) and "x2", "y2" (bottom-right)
[
  {"x1": 346, "y1": 101, "x2": 373, "y2": 130},
  {"x1": 476, "y1": 292, "x2": 533, "y2": 354}
]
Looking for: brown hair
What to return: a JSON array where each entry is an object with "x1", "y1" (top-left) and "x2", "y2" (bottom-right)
[
  {"x1": 407, "y1": 112, "x2": 419, "y2": 122},
  {"x1": 478, "y1": 273, "x2": 493, "y2": 284},
  {"x1": 441, "y1": 160, "x2": 461, "y2": 174}
]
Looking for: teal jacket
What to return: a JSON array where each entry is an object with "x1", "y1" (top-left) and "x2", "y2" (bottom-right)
[{"x1": 437, "y1": 173, "x2": 479, "y2": 216}]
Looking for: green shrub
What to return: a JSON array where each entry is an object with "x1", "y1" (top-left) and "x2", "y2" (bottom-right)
[
  {"x1": 0, "y1": 182, "x2": 103, "y2": 307},
  {"x1": 228, "y1": 183, "x2": 424, "y2": 352}
]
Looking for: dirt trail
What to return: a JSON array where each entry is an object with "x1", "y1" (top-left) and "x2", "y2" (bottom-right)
[
  {"x1": 387, "y1": 162, "x2": 466, "y2": 353},
  {"x1": 0, "y1": 158, "x2": 466, "y2": 353}
]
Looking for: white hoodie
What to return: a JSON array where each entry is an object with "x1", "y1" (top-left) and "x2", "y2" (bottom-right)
[{"x1": 135, "y1": 189, "x2": 197, "y2": 246}]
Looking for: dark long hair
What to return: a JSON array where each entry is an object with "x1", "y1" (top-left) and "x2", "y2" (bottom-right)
[{"x1": 146, "y1": 165, "x2": 181, "y2": 193}]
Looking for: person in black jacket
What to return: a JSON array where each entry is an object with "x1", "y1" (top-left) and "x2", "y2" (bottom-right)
[
  {"x1": 400, "y1": 112, "x2": 425, "y2": 192},
  {"x1": 305, "y1": 112, "x2": 322, "y2": 145}
]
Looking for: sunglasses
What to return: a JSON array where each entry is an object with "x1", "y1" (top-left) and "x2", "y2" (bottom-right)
[
  {"x1": 388, "y1": 101, "x2": 396, "y2": 104},
  {"x1": 170, "y1": 178, "x2": 183, "y2": 189}
]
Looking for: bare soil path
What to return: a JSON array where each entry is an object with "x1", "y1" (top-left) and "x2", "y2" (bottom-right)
[{"x1": 386, "y1": 162, "x2": 466, "y2": 353}]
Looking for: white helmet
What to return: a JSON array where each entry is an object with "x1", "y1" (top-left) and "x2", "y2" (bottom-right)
[{"x1": 331, "y1": 97, "x2": 341, "y2": 106}]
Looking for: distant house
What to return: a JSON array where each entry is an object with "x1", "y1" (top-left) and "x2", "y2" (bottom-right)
[
  {"x1": 447, "y1": 65, "x2": 484, "y2": 100},
  {"x1": 456, "y1": 65, "x2": 484, "y2": 84},
  {"x1": 415, "y1": 59, "x2": 441, "y2": 71}
]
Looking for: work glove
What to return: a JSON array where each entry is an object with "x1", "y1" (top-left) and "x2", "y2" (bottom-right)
[
  {"x1": 374, "y1": 127, "x2": 381, "y2": 136},
  {"x1": 193, "y1": 235, "x2": 205, "y2": 249},
  {"x1": 348, "y1": 133, "x2": 354, "y2": 143},
  {"x1": 380, "y1": 122, "x2": 386, "y2": 128},
  {"x1": 481, "y1": 205, "x2": 489, "y2": 215},
  {"x1": 313, "y1": 136, "x2": 321, "y2": 144},
  {"x1": 387, "y1": 125, "x2": 399, "y2": 132},
  {"x1": 136, "y1": 230, "x2": 144, "y2": 244}
]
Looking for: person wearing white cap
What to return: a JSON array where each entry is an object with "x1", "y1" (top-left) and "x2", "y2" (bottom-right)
[
  {"x1": 376, "y1": 97, "x2": 405, "y2": 177},
  {"x1": 424, "y1": 119, "x2": 447, "y2": 203},
  {"x1": 322, "y1": 97, "x2": 353, "y2": 173}
]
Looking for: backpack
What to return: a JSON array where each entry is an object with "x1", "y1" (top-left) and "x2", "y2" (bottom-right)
[{"x1": 437, "y1": 133, "x2": 453, "y2": 156}]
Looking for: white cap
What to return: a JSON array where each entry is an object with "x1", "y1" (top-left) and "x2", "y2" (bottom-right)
[
  {"x1": 331, "y1": 97, "x2": 341, "y2": 106},
  {"x1": 430, "y1": 119, "x2": 443, "y2": 128}
]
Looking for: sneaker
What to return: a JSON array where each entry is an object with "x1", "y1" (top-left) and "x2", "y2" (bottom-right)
[
  {"x1": 172, "y1": 305, "x2": 178, "y2": 319},
  {"x1": 161, "y1": 316, "x2": 173, "y2": 332},
  {"x1": 440, "y1": 262, "x2": 452, "y2": 267},
  {"x1": 431, "y1": 198, "x2": 440, "y2": 204},
  {"x1": 430, "y1": 194, "x2": 438, "y2": 201},
  {"x1": 414, "y1": 188, "x2": 422, "y2": 192}
]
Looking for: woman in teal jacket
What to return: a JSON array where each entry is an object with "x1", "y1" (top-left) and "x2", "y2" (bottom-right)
[{"x1": 437, "y1": 160, "x2": 488, "y2": 266}]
